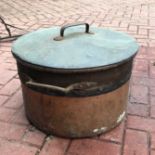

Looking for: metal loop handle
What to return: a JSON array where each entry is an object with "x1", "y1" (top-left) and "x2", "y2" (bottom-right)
[
  {"x1": 22, "y1": 73, "x2": 98, "y2": 96},
  {"x1": 54, "y1": 23, "x2": 92, "y2": 41},
  {"x1": 20, "y1": 73, "x2": 130, "y2": 97}
]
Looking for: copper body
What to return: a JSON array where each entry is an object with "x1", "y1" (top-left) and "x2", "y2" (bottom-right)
[
  {"x1": 13, "y1": 54, "x2": 135, "y2": 138},
  {"x1": 22, "y1": 81, "x2": 129, "y2": 138}
]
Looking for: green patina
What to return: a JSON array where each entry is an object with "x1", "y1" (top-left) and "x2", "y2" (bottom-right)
[{"x1": 12, "y1": 26, "x2": 139, "y2": 69}]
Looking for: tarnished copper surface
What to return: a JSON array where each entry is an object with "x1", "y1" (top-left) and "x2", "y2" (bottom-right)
[
  {"x1": 16, "y1": 50, "x2": 134, "y2": 138},
  {"x1": 22, "y1": 81, "x2": 129, "y2": 138}
]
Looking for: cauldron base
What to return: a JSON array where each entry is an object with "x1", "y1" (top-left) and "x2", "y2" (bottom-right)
[{"x1": 26, "y1": 114, "x2": 124, "y2": 138}]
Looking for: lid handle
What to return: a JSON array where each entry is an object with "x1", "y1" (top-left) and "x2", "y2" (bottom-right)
[{"x1": 54, "y1": 23, "x2": 93, "y2": 41}]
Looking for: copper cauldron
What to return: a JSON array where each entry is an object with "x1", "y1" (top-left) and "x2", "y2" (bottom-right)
[{"x1": 11, "y1": 23, "x2": 139, "y2": 138}]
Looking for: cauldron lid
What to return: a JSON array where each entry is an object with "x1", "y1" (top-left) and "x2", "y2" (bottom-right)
[{"x1": 12, "y1": 23, "x2": 139, "y2": 69}]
